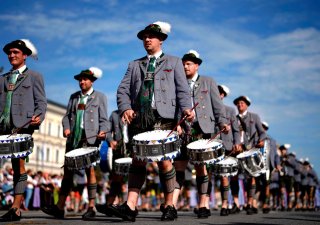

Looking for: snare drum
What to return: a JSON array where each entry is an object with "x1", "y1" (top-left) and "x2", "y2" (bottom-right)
[
  {"x1": 114, "y1": 157, "x2": 132, "y2": 176},
  {"x1": 236, "y1": 148, "x2": 266, "y2": 177},
  {"x1": 133, "y1": 130, "x2": 180, "y2": 162},
  {"x1": 187, "y1": 139, "x2": 225, "y2": 165},
  {"x1": 64, "y1": 147, "x2": 100, "y2": 170},
  {"x1": 213, "y1": 157, "x2": 239, "y2": 177},
  {"x1": 0, "y1": 134, "x2": 33, "y2": 159}
]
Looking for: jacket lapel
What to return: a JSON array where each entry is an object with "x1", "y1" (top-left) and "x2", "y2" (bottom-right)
[
  {"x1": 85, "y1": 91, "x2": 96, "y2": 109},
  {"x1": 13, "y1": 72, "x2": 28, "y2": 90},
  {"x1": 139, "y1": 57, "x2": 148, "y2": 77},
  {"x1": 154, "y1": 56, "x2": 167, "y2": 75},
  {"x1": 193, "y1": 75, "x2": 201, "y2": 96}
]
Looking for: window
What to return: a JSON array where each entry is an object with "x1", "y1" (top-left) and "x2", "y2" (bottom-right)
[
  {"x1": 46, "y1": 148, "x2": 50, "y2": 162},
  {"x1": 57, "y1": 125, "x2": 61, "y2": 137},
  {"x1": 36, "y1": 146, "x2": 41, "y2": 161},
  {"x1": 55, "y1": 150, "x2": 59, "y2": 163}
]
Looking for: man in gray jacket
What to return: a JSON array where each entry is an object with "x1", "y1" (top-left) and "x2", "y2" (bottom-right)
[
  {"x1": 234, "y1": 95, "x2": 266, "y2": 214},
  {"x1": 172, "y1": 50, "x2": 229, "y2": 219},
  {"x1": 0, "y1": 39, "x2": 47, "y2": 222},
  {"x1": 115, "y1": 21, "x2": 194, "y2": 221},
  {"x1": 42, "y1": 67, "x2": 109, "y2": 220}
]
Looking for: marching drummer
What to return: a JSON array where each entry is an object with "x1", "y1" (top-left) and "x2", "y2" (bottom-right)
[
  {"x1": 279, "y1": 144, "x2": 296, "y2": 211},
  {"x1": 114, "y1": 21, "x2": 194, "y2": 221},
  {"x1": 213, "y1": 84, "x2": 242, "y2": 216},
  {"x1": 233, "y1": 95, "x2": 266, "y2": 215},
  {"x1": 42, "y1": 67, "x2": 109, "y2": 220},
  {"x1": 259, "y1": 121, "x2": 281, "y2": 213},
  {"x1": 0, "y1": 39, "x2": 47, "y2": 222},
  {"x1": 172, "y1": 50, "x2": 229, "y2": 219}
]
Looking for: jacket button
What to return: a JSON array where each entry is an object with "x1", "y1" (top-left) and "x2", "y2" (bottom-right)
[
  {"x1": 90, "y1": 119, "x2": 93, "y2": 122},
  {"x1": 202, "y1": 105, "x2": 205, "y2": 109}
]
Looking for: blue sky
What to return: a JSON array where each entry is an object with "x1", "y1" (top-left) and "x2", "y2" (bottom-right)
[{"x1": 1, "y1": 0, "x2": 320, "y2": 175}]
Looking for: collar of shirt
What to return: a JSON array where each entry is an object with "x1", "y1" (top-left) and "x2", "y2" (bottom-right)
[
  {"x1": 187, "y1": 73, "x2": 199, "y2": 90},
  {"x1": 11, "y1": 65, "x2": 27, "y2": 77},
  {"x1": 147, "y1": 50, "x2": 163, "y2": 60},
  {"x1": 81, "y1": 87, "x2": 94, "y2": 97},
  {"x1": 239, "y1": 110, "x2": 248, "y2": 118}
]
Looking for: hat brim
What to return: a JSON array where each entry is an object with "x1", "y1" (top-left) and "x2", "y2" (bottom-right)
[
  {"x1": 3, "y1": 41, "x2": 32, "y2": 56},
  {"x1": 74, "y1": 73, "x2": 97, "y2": 81},
  {"x1": 137, "y1": 30, "x2": 168, "y2": 41},
  {"x1": 182, "y1": 55, "x2": 202, "y2": 65},
  {"x1": 233, "y1": 96, "x2": 251, "y2": 106}
]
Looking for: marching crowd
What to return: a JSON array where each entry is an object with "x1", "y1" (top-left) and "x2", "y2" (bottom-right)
[{"x1": 0, "y1": 20, "x2": 319, "y2": 223}]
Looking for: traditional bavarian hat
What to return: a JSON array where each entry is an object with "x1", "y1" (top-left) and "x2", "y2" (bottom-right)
[
  {"x1": 74, "y1": 67, "x2": 103, "y2": 81},
  {"x1": 182, "y1": 50, "x2": 202, "y2": 65},
  {"x1": 279, "y1": 143, "x2": 291, "y2": 151},
  {"x1": 3, "y1": 39, "x2": 38, "y2": 59},
  {"x1": 137, "y1": 21, "x2": 171, "y2": 41},
  {"x1": 218, "y1": 84, "x2": 230, "y2": 97},
  {"x1": 233, "y1": 95, "x2": 251, "y2": 106}
]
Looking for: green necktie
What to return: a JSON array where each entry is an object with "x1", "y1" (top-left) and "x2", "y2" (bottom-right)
[
  {"x1": 73, "y1": 95, "x2": 86, "y2": 148},
  {"x1": 138, "y1": 56, "x2": 156, "y2": 128},
  {"x1": 0, "y1": 70, "x2": 19, "y2": 130}
]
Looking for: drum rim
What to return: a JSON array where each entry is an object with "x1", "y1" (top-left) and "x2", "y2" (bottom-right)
[
  {"x1": 0, "y1": 133, "x2": 32, "y2": 142},
  {"x1": 65, "y1": 147, "x2": 98, "y2": 157},
  {"x1": 186, "y1": 139, "x2": 223, "y2": 150},
  {"x1": 115, "y1": 157, "x2": 132, "y2": 164},
  {"x1": 236, "y1": 149, "x2": 260, "y2": 158},
  {"x1": 133, "y1": 130, "x2": 177, "y2": 144}
]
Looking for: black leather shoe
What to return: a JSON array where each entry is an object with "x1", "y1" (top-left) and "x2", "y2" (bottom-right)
[
  {"x1": 246, "y1": 205, "x2": 254, "y2": 215},
  {"x1": 41, "y1": 205, "x2": 64, "y2": 219},
  {"x1": 252, "y1": 206, "x2": 258, "y2": 214},
  {"x1": 111, "y1": 201, "x2": 138, "y2": 222},
  {"x1": 198, "y1": 207, "x2": 210, "y2": 218},
  {"x1": 193, "y1": 207, "x2": 198, "y2": 215},
  {"x1": 220, "y1": 208, "x2": 229, "y2": 216},
  {"x1": 96, "y1": 204, "x2": 115, "y2": 217},
  {"x1": 160, "y1": 203, "x2": 177, "y2": 219},
  {"x1": 161, "y1": 205, "x2": 177, "y2": 221},
  {"x1": 1, "y1": 208, "x2": 21, "y2": 222},
  {"x1": 82, "y1": 207, "x2": 96, "y2": 220},
  {"x1": 229, "y1": 203, "x2": 240, "y2": 214},
  {"x1": 262, "y1": 207, "x2": 270, "y2": 214}
]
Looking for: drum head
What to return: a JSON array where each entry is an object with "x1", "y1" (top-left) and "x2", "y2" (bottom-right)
[
  {"x1": 187, "y1": 139, "x2": 223, "y2": 151},
  {"x1": 133, "y1": 130, "x2": 177, "y2": 145},
  {"x1": 217, "y1": 156, "x2": 238, "y2": 166},
  {"x1": 115, "y1": 157, "x2": 132, "y2": 164},
  {"x1": 65, "y1": 147, "x2": 97, "y2": 157},
  {"x1": 236, "y1": 148, "x2": 259, "y2": 159}
]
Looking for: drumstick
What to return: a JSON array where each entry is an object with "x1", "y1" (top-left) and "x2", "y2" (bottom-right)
[
  {"x1": 206, "y1": 121, "x2": 232, "y2": 144},
  {"x1": 166, "y1": 102, "x2": 199, "y2": 137},
  {"x1": 7, "y1": 113, "x2": 42, "y2": 138}
]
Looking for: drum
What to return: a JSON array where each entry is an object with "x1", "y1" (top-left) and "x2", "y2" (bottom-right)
[
  {"x1": 187, "y1": 139, "x2": 225, "y2": 165},
  {"x1": 133, "y1": 130, "x2": 180, "y2": 162},
  {"x1": 0, "y1": 134, "x2": 33, "y2": 159},
  {"x1": 236, "y1": 148, "x2": 266, "y2": 177},
  {"x1": 114, "y1": 157, "x2": 132, "y2": 176},
  {"x1": 213, "y1": 156, "x2": 239, "y2": 177},
  {"x1": 99, "y1": 141, "x2": 113, "y2": 173},
  {"x1": 64, "y1": 147, "x2": 100, "y2": 170}
]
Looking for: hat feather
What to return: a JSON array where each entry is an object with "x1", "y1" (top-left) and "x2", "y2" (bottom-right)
[
  {"x1": 187, "y1": 50, "x2": 200, "y2": 58},
  {"x1": 89, "y1": 67, "x2": 103, "y2": 79},
  {"x1": 20, "y1": 39, "x2": 38, "y2": 60},
  {"x1": 153, "y1": 21, "x2": 171, "y2": 34}
]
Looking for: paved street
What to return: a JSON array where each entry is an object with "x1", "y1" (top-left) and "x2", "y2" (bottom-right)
[{"x1": 0, "y1": 209, "x2": 319, "y2": 225}]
